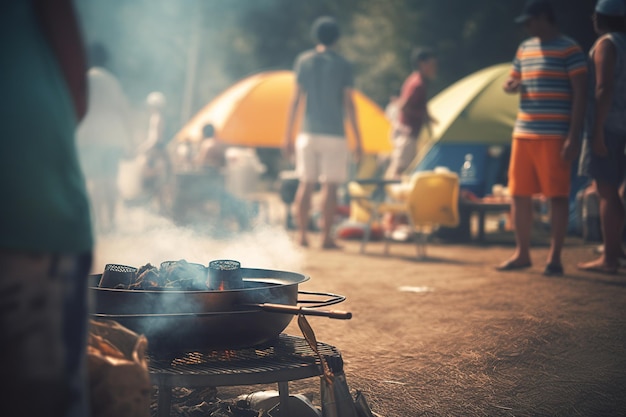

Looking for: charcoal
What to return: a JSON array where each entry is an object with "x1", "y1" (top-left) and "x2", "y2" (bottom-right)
[
  {"x1": 122, "y1": 260, "x2": 209, "y2": 291},
  {"x1": 161, "y1": 260, "x2": 207, "y2": 290},
  {"x1": 130, "y1": 266, "x2": 161, "y2": 290}
]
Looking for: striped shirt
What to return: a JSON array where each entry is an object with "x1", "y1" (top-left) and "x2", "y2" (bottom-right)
[{"x1": 511, "y1": 36, "x2": 587, "y2": 140}]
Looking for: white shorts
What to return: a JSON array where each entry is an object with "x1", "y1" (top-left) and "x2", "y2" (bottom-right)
[
  {"x1": 386, "y1": 131, "x2": 418, "y2": 178},
  {"x1": 295, "y1": 133, "x2": 349, "y2": 184}
]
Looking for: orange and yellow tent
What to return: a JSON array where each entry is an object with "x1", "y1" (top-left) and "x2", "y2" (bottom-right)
[{"x1": 175, "y1": 70, "x2": 392, "y2": 155}]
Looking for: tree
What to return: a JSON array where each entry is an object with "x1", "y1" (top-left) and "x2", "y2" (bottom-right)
[{"x1": 76, "y1": 0, "x2": 598, "y2": 138}]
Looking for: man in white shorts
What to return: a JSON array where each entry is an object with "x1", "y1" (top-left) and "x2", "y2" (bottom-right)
[{"x1": 284, "y1": 16, "x2": 363, "y2": 248}]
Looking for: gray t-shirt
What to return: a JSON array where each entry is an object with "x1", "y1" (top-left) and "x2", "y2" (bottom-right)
[{"x1": 294, "y1": 49, "x2": 353, "y2": 136}]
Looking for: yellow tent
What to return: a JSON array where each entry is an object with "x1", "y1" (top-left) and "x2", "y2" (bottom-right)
[{"x1": 175, "y1": 70, "x2": 392, "y2": 154}]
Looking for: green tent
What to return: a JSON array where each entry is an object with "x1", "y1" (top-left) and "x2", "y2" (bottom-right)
[{"x1": 410, "y1": 63, "x2": 519, "y2": 196}]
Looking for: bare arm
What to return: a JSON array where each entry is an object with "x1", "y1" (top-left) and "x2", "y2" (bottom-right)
[
  {"x1": 344, "y1": 88, "x2": 362, "y2": 160},
  {"x1": 504, "y1": 50, "x2": 522, "y2": 94},
  {"x1": 569, "y1": 71, "x2": 588, "y2": 142},
  {"x1": 502, "y1": 76, "x2": 521, "y2": 94},
  {"x1": 396, "y1": 94, "x2": 409, "y2": 114},
  {"x1": 560, "y1": 69, "x2": 587, "y2": 162},
  {"x1": 591, "y1": 38, "x2": 616, "y2": 156},
  {"x1": 283, "y1": 84, "x2": 305, "y2": 158},
  {"x1": 33, "y1": 0, "x2": 88, "y2": 121}
]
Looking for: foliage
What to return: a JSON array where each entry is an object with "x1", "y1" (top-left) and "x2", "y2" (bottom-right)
[{"x1": 76, "y1": 0, "x2": 598, "y2": 139}]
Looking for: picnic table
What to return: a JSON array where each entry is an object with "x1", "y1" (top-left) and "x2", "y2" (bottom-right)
[{"x1": 459, "y1": 197, "x2": 511, "y2": 243}]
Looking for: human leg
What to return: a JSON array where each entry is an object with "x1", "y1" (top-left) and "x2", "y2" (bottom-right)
[
  {"x1": 320, "y1": 182, "x2": 340, "y2": 248},
  {"x1": 0, "y1": 251, "x2": 69, "y2": 417},
  {"x1": 385, "y1": 132, "x2": 416, "y2": 179},
  {"x1": 317, "y1": 135, "x2": 349, "y2": 248},
  {"x1": 497, "y1": 139, "x2": 538, "y2": 270},
  {"x1": 295, "y1": 182, "x2": 315, "y2": 246},
  {"x1": 294, "y1": 134, "x2": 320, "y2": 246},
  {"x1": 534, "y1": 139, "x2": 572, "y2": 275},
  {"x1": 578, "y1": 181, "x2": 624, "y2": 273},
  {"x1": 61, "y1": 254, "x2": 93, "y2": 417},
  {"x1": 547, "y1": 196, "x2": 569, "y2": 269},
  {"x1": 577, "y1": 130, "x2": 626, "y2": 273},
  {"x1": 497, "y1": 196, "x2": 534, "y2": 269}
]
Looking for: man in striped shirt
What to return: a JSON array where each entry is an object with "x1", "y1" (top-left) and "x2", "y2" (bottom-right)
[{"x1": 497, "y1": 0, "x2": 587, "y2": 276}]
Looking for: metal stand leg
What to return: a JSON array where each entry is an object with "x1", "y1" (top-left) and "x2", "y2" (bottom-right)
[
  {"x1": 157, "y1": 384, "x2": 173, "y2": 417},
  {"x1": 277, "y1": 381, "x2": 290, "y2": 417},
  {"x1": 478, "y1": 210, "x2": 486, "y2": 243}
]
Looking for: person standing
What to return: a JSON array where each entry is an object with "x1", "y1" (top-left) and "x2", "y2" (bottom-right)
[
  {"x1": 137, "y1": 92, "x2": 170, "y2": 212},
  {"x1": 193, "y1": 124, "x2": 251, "y2": 231},
  {"x1": 385, "y1": 94, "x2": 400, "y2": 128},
  {"x1": 77, "y1": 43, "x2": 133, "y2": 234},
  {"x1": 578, "y1": 0, "x2": 626, "y2": 274},
  {"x1": 196, "y1": 124, "x2": 228, "y2": 172},
  {"x1": 497, "y1": 0, "x2": 587, "y2": 276},
  {"x1": 284, "y1": 16, "x2": 363, "y2": 249},
  {"x1": 0, "y1": 1, "x2": 93, "y2": 416},
  {"x1": 385, "y1": 47, "x2": 438, "y2": 179}
]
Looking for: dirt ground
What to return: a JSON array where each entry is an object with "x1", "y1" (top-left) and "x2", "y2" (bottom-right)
[
  {"x1": 214, "y1": 231, "x2": 626, "y2": 417},
  {"x1": 96, "y1": 201, "x2": 626, "y2": 417}
]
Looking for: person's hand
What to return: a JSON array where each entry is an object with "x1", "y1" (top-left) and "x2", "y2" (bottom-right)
[
  {"x1": 503, "y1": 77, "x2": 521, "y2": 94},
  {"x1": 591, "y1": 130, "x2": 609, "y2": 157},
  {"x1": 561, "y1": 135, "x2": 580, "y2": 162}
]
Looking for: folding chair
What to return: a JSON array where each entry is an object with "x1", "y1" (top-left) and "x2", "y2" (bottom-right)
[{"x1": 359, "y1": 171, "x2": 460, "y2": 258}]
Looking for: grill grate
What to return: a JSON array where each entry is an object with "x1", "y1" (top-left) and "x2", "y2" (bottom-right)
[{"x1": 148, "y1": 334, "x2": 341, "y2": 377}]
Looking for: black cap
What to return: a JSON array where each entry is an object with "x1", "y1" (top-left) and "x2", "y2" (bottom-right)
[
  {"x1": 514, "y1": 0, "x2": 554, "y2": 23},
  {"x1": 311, "y1": 16, "x2": 340, "y2": 46}
]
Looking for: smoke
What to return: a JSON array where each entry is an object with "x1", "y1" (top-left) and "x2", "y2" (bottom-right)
[
  {"x1": 92, "y1": 205, "x2": 304, "y2": 275},
  {"x1": 74, "y1": 0, "x2": 256, "y2": 136},
  {"x1": 90, "y1": 203, "x2": 305, "y2": 351},
  {"x1": 77, "y1": 0, "x2": 306, "y2": 280}
]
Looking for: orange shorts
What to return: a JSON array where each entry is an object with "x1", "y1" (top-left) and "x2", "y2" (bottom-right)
[{"x1": 508, "y1": 138, "x2": 571, "y2": 198}]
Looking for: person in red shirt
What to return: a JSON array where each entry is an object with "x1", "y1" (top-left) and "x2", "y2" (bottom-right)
[{"x1": 385, "y1": 47, "x2": 438, "y2": 178}]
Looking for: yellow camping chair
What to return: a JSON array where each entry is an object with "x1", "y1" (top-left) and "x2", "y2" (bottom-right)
[
  {"x1": 360, "y1": 170, "x2": 460, "y2": 258},
  {"x1": 347, "y1": 180, "x2": 379, "y2": 224},
  {"x1": 347, "y1": 154, "x2": 387, "y2": 224}
]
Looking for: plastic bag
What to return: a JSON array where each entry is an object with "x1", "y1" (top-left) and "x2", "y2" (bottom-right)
[
  {"x1": 320, "y1": 370, "x2": 358, "y2": 417},
  {"x1": 354, "y1": 390, "x2": 376, "y2": 417},
  {"x1": 87, "y1": 319, "x2": 151, "y2": 417},
  {"x1": 297, "y1": 315, "x2": 360, "y2": 417}
]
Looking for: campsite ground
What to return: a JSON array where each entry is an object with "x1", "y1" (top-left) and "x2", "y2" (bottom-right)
[
  {"x1": 215, "y1": 231, "x2": 626, "y2": 417},
  {"x1": 95, "y1": 198, "x2": 626, "y2": 417}
]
